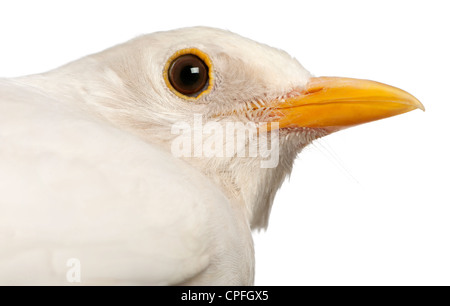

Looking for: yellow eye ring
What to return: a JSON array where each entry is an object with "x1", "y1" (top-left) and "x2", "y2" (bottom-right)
[{"x1": 163, "y1": 48, "x2": 214, "y2": 100}]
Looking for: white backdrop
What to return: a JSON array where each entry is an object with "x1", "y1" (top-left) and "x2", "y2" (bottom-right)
[{"x1": 1, "y1": 0, "x2": 449, "y2": 285}]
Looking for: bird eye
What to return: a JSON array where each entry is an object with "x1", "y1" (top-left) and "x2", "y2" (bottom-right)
[
  {"x1": 169, "y1": 54, "x2": 208, "y2": 96},
  {"x1": 164, "y1": 49, "x2": 213, "y2": 100}
]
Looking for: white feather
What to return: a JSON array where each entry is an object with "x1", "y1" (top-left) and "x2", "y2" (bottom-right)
[{"x1": 0, "y1": 79, "x2": 254, "y2": 285}]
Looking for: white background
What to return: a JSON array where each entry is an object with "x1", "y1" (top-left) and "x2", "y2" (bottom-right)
[{"x1": 1, "y1": 0, "x2": 449, "y2": 285}]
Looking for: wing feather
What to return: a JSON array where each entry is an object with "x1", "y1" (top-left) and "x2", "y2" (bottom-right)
[{"x1": 0, "y1": 80, "x2": 231, "y2": 285}]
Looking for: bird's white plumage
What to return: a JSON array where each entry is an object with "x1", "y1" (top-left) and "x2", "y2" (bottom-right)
[
  {"x1": 0, "y1": 27, "x2": 317, "y2": 285},
  {"x1": 0, "y1": 78, "x2": 254, "y2": 285}
]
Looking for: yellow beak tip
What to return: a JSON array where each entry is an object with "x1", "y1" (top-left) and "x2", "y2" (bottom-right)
[{"x1": 417, "y1": 101, "x2": 426, "y2": 112}]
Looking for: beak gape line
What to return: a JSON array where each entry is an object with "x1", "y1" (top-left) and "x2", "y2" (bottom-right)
[{"x1": 171, "y1": 114, "x2": 280, "y2": 168}]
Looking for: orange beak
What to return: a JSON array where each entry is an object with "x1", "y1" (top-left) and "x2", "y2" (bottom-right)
[{"x1": 266, "y1": 77, "x2": 424, "y2": 132}]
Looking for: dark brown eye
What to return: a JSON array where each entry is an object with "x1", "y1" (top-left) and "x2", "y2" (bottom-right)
[{"x1": 168, "y1": 54, "x2": 209, "y2": 97}]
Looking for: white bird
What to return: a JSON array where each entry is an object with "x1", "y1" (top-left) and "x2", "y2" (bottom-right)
[{"x1": 0, "y1": 27, "x2": 423, "y2": 285}]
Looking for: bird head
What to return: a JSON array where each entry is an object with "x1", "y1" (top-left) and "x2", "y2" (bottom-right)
[{"x1": 44, "y1": 27, "x2": 424, "y2": 229}]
